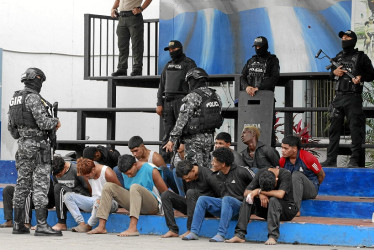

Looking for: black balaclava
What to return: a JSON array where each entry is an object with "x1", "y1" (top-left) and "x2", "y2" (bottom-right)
[
  {"x1": 170, "y1": 48, "x2": 184, "y2": 62},
  {"x1": 188, "y1": 78, "x2": 206, "y2": 91},
  {"x1": 24, "y1": 78, "x2": 43, "y2": 93},
  {"x1": 255, "y1": 45, "x2": 268, "y2": 57},
  {"x1": 342, "y1": 39, "x2": 357, "y2": 53}
]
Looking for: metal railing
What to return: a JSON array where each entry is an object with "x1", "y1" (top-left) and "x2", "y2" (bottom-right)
[{"x1": 84, "y1": 14, "x2": 159, "y2": 79}]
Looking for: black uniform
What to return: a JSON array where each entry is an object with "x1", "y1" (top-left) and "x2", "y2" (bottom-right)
[
  {"x1": 157, "y1": 54, "x2": 196, "y2": 160},
  {"x1": 241, "y1": 52, "x2": 280, "y2": 147},
  {"x1": 326, "y1": 48, "x2": 374, "y2": 166}
]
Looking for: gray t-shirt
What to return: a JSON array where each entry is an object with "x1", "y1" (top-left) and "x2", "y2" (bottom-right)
[
  {"x1": 52, "y1": 163, "x2": 89, "y2": 196},
  {"x1": 119, "y1": 0, "x2": 143, "y2": 11}
]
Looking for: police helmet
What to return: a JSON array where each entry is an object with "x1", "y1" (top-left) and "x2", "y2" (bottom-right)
[
  {"x1": 21, "y1": 68, "x2": 46, "y2": 83},
  {"x1": 185, "y1": 67, "x2": 209, "y2": 82},
  {"x1": 252, "y1": 36, "x2": 268, "y2": 47}
]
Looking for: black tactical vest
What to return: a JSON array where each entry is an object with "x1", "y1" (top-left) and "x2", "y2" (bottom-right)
[
  {"x1": 335, "y1": 51, "x2": 362, "y2": 93},
  {"x1": 8, "y1": 90, "x2": 39, "y2": 128},
  {"x1": 164, "y1": 63, "x2": 188, "y2": 94},
  {"x1": 246, "y1": 56, "x2": 269, "y2": 87},
  {"x1": 184, "y1": 88, "x2": 223, "y2": 135}
]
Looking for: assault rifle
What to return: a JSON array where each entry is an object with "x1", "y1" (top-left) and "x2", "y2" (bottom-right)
[
  {"x1": 315, "y1": 49, "x2": 355, "y2": 80},
  {"x1": 49, "y1": 102, "x2": 58, "y2": 158}
]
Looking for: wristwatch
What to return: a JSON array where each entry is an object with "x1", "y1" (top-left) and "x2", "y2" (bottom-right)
[
  {"x1": 138, "y1": 6, "x2": 144, "y2": 11},
  {"x1": 258, "y1": 189, "x2": 262, "y2": 195}
]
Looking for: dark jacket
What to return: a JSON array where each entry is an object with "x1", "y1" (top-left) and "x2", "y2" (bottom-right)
[
  {"x1": 241, "y1": 52, "x2": 280, "y2": 92},
  {"x1": 97, "y1": 145, "x2": 120, "y2": 169},
  {"x1": 184, "y1": 166, "x2": 220, "y2": 197},
  {"x1": 215, "y1": 164, "x2": 255, "y2": 201},
  {"x1": 241, "y1": 141, "x2": 280, "y2": 169}
]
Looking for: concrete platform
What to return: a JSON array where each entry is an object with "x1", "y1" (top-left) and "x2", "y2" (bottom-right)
[{"x1": 0, "y1": 228, "x2": 360, "y2": 250}]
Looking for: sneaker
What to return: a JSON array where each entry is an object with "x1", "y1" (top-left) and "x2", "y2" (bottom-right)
[
  {"x1": 111, "y1": 69, "x2": 127, "y2": 76},
  {"x1": 130, "y1": 69, "x2": 142, "y2": 76}
]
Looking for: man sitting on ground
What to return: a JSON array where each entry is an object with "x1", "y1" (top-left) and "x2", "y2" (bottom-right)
[
  {"x1": 241, "y1": 126, "x2": 279, "y2": 171},
  {"x1": 64, "y1": 157, "x2": 120, "y2": 232},
  {"x1": 279, "y1": 135, "x2": 325, "y2": 215},
  {"x1": 82, "y1": 145, "x2": 120, "y2": 169},
  {"x1": 182, "y1": 147, "x2": 254, "y2": 242},
  {"x1": 114, "y1": 136, "x2": 178, "y2": 193},
  {"x1": 88, "y1": 154, "x2": 168, "y2": 236},
  {"x1": 51, "y1": 155, "x2": 90, "y2": 231},
  {"x1": 226, "y1": 167, "x2": 298, "y2": 245},
  {"x1": 214, "y1": 132, "x2": 246, "y2": 168},
  {"x1": 161, "y1": 160, "x2": 220, "y2": 238}
]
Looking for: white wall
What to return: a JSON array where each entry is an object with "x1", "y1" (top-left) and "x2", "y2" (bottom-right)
[{"x1": 0, "y1": 0, "x2": 160, "y2": 160}]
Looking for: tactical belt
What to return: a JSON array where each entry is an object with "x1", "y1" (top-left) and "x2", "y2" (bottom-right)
[
  {"x1": 182, "y1": 130, "x2": 214, "y2": 139},
  {"x1": 119, "y1": 11, "x2": 134, "y2": 17},
  {"x1": 165, "y1": 95, "x2": 185, "y2": 102},
  {"x1": 335, "y1": 91, "x2": 361, "y2": 96},
  {"x1": 23, "y1": 136, "x2": 47, "y2": 142}
]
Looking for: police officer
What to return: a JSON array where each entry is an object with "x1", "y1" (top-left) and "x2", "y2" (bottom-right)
[
  {"x1": 322, "y1": 30, "x2": 374, "y2": 168},
  {"x1": 163, "y1": 67, "x2": 223, "y2": 169},
  {"x1": 156, "y1": 40, "x2": 197, "y2": 162},
  {"x1": 241, "y1": 36, "x2": 280, "y2": 147},
  {"x1": 8, "y1": 68, "x2": 62, "y2": 236}
]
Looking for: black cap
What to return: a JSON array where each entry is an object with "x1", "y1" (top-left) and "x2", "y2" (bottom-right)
[
  {"x1": 164, "y1": 40, "x2": 183, "y2": 51},
  {"x1": 338, "y1": 30, "x2": 357, "y2": 40},
  {"x1": 252, "y1": 36, "x2": 268, "y2": 47}
]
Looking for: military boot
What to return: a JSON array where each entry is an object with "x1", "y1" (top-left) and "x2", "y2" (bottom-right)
[
  {"x1": 320, "y1": 158, "x2": 337, "y2": 167},
  {"x1": 347, "y1": 157, "x2": 360, "y2": 168},
  {"x1": 12, "y1": 208, "x2": 30, "y2": 234},
  {"x1": 34, "y1": 208, "x2": 62, "y2": 236}
]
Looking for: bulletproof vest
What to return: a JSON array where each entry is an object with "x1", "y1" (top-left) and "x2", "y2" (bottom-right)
[
  {"x1": 246, "y1": 56, "x2": 268, "y2": 87},
  {"x1": 164, "y1": 63, "x2": 187, "y2": 94},
  {"x1": 184, "y1": 88, "x2": 223, "y2": 135},
  {"x1": 335, "y1": 52, "x2": 362, "y2": 93},
  {"x1": 8, "y1": 90, "x2": 38, "y2": 128}
]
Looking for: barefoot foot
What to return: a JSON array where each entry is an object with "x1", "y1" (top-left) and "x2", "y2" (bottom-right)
[
  {"x1": 117, "y1": 229, "x2": 140, "y2": 237},
  {"x1": 265, "y1": 238, "x2": 277, "y2": 245},
  {"x1": 225, "y1": 236, "x2": 245, "y2": 243},
  {"x1": 179, "y1": 230, "x2": 190, "y2": 238},
  {"x1": 87, "y1": 227, "x2": 107, "y2": 234},
  {"x1": 52, "y1": 223, "x2": 67, "y2": 231},
  {"x1": 161, "y1": 230, "x2": 179, "y2": 238}
]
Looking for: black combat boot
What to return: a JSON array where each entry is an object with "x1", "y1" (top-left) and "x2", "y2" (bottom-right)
[
  {"x1": 347, "y1": 157, "x2": 360, "y2": 168},
  {"x1": 320, "y1": 158, "x2": 337, "y2": 167},
  {"x1": 34, "y1": 208, "x2": 62, "y2": 236},
  {"x1": 12, "y1": 208, "x2": 30, "y2": 234}
]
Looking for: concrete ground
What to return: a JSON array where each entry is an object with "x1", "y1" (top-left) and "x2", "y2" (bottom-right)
[{"x1": 0, "y1": 227, "x2": 363, "y2": 250}]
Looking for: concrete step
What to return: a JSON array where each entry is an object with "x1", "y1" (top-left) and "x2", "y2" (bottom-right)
[
  {"x1": 0, "y1": 207, "x2": 372, "y2": 247},
  {"x1": 319, "y1": 167, "x2": 374, "y2": 197},
  {"x1": 300, "y1": 195, "x2": 374, "y2": 219}
]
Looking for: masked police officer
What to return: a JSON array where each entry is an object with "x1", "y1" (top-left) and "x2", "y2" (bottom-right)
[
  {"x1": 156, "y1": 40, "x2": 197, "y2": 162},
  {"x1": 8, "y1": 68, "x2": 62, "y2": 236},
  {"x1": 163, "y1": 67, "x2": 223, "y2": 169},
  {"x1": 322, "y1": 30, "x2": 374, "y2": 168},
  {"x1": 241, "y1": 36, "x2": 280, "y2": 147}
]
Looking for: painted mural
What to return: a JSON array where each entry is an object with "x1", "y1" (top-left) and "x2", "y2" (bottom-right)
[
  {"x1": 159, "y1": 0, "x2": 352, "y2": 74},
  {"x1": 354, "y1": 0, "x2": 374, "y2": 61}
]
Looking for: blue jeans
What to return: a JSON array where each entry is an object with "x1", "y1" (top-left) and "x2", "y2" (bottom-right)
[
  {"x1": 64, "y1": 192, "x2": 118, "y2": 227},
  {"x1": 113, "y1": 166, "x2": 124, "y2": 187},
  {"x1": 173, "y1": 168, "x2": 185, "y2": 197},
  {"x1": 190, "y1": 196, "x2": 242, "y2": 237}
]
